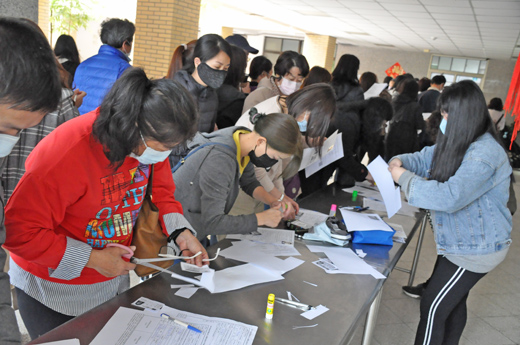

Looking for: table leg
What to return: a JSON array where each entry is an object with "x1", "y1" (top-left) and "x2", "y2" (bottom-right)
[
  {"x1": 407, "y1": 215, "x2": 428, "y2": 286},
  {"x1": 361, "y1": 287, "x2": 383, "y2": 345}
]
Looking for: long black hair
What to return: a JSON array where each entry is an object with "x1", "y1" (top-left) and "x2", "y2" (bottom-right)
[
  {"x1": 430, "y1": 80, "x2": 499, "y2": 182},
  {"x1": 93, "y1": 68, "x2": 198, "y2": 167},
  {"x1": 331, "y1": 54, "x2": 360, "y2": 86},
  {"x1": 223, "y1": 45, "x2": 247, "y2": 89},
  {"x1": 54, "y1": 34, "x2": 80, "y2": 65},
  {"x1": 184, "y1": 34, "x2": 232, "y2": 74}
]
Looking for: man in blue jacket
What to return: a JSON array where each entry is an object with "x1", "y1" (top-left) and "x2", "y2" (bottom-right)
[{"x1": 74, "y1": 18, "x2": 135, "y2": 114}]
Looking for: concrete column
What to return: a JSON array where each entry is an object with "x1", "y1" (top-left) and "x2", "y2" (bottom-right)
[
  {"x1": 302, "y1": 34, "x2": 337, "y2": 72},
  {"x1": 221, "y1": 26, "x2": 233, "y2": 39},
  {"x1": 38, "y1": 0, "x2": 50, "y2": 39},
  {"x1": 134, "y1": 0, "x2": 201, "y2": 78}
]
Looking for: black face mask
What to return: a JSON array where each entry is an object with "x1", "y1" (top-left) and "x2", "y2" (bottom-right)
[
  {"x1": 197, "y1": 62, "x2": 227, "y2": 89},
  {"x1": 248, "y1": 144, "x2": 278, "y2": 171}
]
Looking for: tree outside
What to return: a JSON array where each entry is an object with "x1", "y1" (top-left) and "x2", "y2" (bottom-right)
[{"x1": 50, "y1": 0, "x2": 94, "y2": 44}]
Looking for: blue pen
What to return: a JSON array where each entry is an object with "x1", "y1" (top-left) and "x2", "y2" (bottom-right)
[{"x1": 161, "y1": 313, "x2": 202, "y2": 333}]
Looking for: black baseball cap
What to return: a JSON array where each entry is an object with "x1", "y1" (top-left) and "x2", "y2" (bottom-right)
[{"x1": 225, "y1": 34, "x2": 258, "y2": 54}]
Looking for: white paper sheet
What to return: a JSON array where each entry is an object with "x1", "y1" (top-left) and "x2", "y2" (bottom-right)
[
  {"x1": 200, "y1": 263, "x2": 284, "y2": 294},
  {"x1": 364, "y1": 83, "x2": 388, "y2": 99},
  {"x1": 289, "y1": 209, "x2": 329, "y2": 229},
  {"x1": 339, "y1": 209, "x2": 394, "y2": 232},
  {"x1": 301, "y1": 305, "x2": 329, "y2": 320},
  {"x1": 90, "y1": 306, "x2": 257, "y2": 345},
  {"x1": 220, "y1": 239, "x2": 301, "y2": 259},
  {"x1": 226, "y1": 228, "x2": 295, "y2": 246},
  {"x1": 299, "y1": 130, "x2": 340, "y2": 171},
  {"x1": 175, "y1": 287, "x2": 200, "y2": 299},
  {"x1": 307, "y1": 245, "x2": 386, "y2": 279},
  {"x1": 363, "y1": 193, "x2": 419, "y2": 218},
  {"x1": 305, "y1": 133, "x2": 344, "y2": 178},
  {"x1": 180, "y1": 263, "x2": 212, "y2": 273},
  {"x1": 39, "y1": 340, "x2": 80, "y2": 345},
  {"x1": 367, "y1": 156, "x2": 402, "y2": 218}
]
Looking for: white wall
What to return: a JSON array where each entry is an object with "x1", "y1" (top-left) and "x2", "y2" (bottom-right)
[{"x1": 70, "y1": 0, "x2": 137, "y2": 63}]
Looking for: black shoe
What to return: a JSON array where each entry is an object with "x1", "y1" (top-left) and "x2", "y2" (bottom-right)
[{"x1": 402, "y1": 283, "x2": 425, "y2": 298}]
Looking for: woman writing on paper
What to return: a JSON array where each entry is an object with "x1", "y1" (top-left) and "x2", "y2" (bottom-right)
[
  {"x1": 173, "y1": 111, "x2": 303, "y2": 241},
  {"x1": 4, "y1": 68, "x2": 208, "y2": 339},
  {"x1": 388, "y1": 80, "x2": 512, "y2": 345}
]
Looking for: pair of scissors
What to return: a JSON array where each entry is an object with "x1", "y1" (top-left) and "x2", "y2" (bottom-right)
[{"x1": 106, "y1": 243, "x2": 220, "y2": 276}]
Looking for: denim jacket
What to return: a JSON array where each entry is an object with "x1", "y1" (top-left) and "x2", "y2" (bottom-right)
[{"x1": 395, "y1": 133, "x2": 512, "y2": 256}]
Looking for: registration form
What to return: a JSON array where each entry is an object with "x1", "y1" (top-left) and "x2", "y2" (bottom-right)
[{"x1": 89, "y1": 305, "x2": 257, "y2": 345}]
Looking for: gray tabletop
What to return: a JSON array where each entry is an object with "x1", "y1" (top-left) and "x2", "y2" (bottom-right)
[{"x1": 30, "y1": 183, "x2": 423, "y2": 345}]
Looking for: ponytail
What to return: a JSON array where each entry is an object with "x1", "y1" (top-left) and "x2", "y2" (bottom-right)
[
  {"x1": 166, "y1": 40, "x2": 197, "y2": 79},
  {"x1": 93, "y1": 67, "x2": 198, "y2": 168}
]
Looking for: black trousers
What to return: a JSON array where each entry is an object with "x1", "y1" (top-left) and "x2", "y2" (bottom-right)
[
  {"x1": 15, "y1": 288, "x2": 74, "y2": 340},
  {"x1": 414, "y1": 256, "x2": 486, "y2": 345}
]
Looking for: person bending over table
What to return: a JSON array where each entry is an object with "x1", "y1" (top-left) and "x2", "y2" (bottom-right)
[
  {"x1": 173, "y1": 112, "x2": 303, "y2": 241},
  {"x1": 4, "y1": 68, "x2": 208, "y2": 340},
  {"x1": 389, "y1": 80, "x2": 512, "y2": 345}
]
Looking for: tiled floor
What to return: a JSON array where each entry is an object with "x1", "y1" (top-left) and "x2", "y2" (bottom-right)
[{"x1": 349, "y1": 178, "x2": 520, "y2": 345}]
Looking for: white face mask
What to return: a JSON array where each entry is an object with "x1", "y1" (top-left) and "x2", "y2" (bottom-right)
[
  {"x1": 129, "y1": 132, "x2": 171, "y2": 165},
  {"x1": 0, "y1": 133, "x2": 20, "y2": 158},
  {"x1": 279, "y1": 77, "x2": 302, "y2": 95}
]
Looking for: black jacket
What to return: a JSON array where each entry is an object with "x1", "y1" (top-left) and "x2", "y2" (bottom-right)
[
  {"x1": 418, "y1": 88, "x2": 440, "y2": 113},
  {"x1": 386, "y1": 95, "x2": 425, "y2": 160},
  {"x1": 216, "y1": 84, "x2": 246, "y2": 129},
  {"x1": 174, "y1": 70, "x2": 218, "y2": 133}
]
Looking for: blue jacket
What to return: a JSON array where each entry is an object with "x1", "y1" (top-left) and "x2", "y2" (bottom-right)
[
  {"x1": 74, "y1": 45, "x2": 131, "y2": 114},
  {"x1": 396, "y1": 132, "x2": 512, "y2": 256}
]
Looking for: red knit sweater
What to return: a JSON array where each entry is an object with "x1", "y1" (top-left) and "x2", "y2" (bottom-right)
[{"x1": 4, "y1": 111, "x2": 182, "y2": 284}]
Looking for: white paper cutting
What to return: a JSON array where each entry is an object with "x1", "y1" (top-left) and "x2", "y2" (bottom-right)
[
  {"x1": 174, "y1": 287, "x2": 200, "y2": 299},
  {"x1": 299, "y1": 131, "x2": 341, "y2": 172},
  {"x1": 171, "y1": 284, "x2": 195, "y2": 289},
  {"x1": 301, "y1": 305, "x2": 329, "y2": 320},
  {"x1": 339, "y1": 209, "x2": 394, "y2": 232},
  {"x1": 367, "y1": 156, "x2": 402, "y2": 218},
  {"x1": 200, "y1": 263, "x2": 284, "y2": 294},
  {"x1": 364, "y1": 83, "x2": 388, "y2": 99},
  {"x1": 226, "y1": 228, "x2": 295, "y2": 246},
  {"x1": 305, "y1": 133, "x2": 344, "y2": 178},
  {"x1": 38, "y1": 340, "x2": 80, "y2": 345},
  {"x1": 180, "y1": 262, "x2": 213, "y2": 273}
]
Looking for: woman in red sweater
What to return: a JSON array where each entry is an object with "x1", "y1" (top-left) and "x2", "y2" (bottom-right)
[{"x1": 4, "y1": 68, "x2": 208, "y2": 339}]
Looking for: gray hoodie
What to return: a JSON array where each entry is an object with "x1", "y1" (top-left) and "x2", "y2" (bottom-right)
[{"x1": 173, "y1": 127, "x2": 261, "y2": 240}]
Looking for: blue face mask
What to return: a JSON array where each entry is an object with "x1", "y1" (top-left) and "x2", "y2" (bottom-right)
[
  {"x1": 129, "y1": 132, "x2": 172, "y2": 165},
  {"x1": 297, "y1": 119, "x2": 307, "y2": 133},
  {"x1": 440, "y1": 118, "x2": 447, "y2": 134}
]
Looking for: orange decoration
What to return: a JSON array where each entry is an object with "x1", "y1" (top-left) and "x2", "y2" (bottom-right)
[{"x1": 505, "y1": 57, "x2": 520, "y2": 149}]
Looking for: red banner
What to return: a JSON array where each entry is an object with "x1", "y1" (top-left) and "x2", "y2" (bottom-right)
[{"x1": 385, "y1": 62, "x2": 405, "y2": 78}]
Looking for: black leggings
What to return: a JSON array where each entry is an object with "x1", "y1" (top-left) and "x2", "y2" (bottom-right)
[
  {"x1": 15, "y1": 288, "x2": 74, "y2": 340},
  {"x1": 414, "y1": 256, "x2": 486, "y2": 345}
]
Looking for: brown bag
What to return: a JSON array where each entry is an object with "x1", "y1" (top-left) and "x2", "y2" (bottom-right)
[{"x1": 131, "y1": 165, "x2": 174, "y2": 276}]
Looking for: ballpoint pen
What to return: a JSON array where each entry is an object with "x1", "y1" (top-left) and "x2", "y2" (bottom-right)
[
  {"x1": 274, "y1": 297, "x2": 314, "y2": 311},
  {"x1": 161, "y1": 313, "x2": 202, "y2": 333}
]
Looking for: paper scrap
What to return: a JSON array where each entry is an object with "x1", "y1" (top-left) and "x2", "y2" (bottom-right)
[
  {"x1": 180, "y1": 262, "x2": 212, "y2": 273},
  {"x1": 355, "y1": 249, "x2": 367, "y2": 258},
  {"x1": 131, "y1": 297, "x2": 164, "y2": 311},
  {"x1": 388, "y1": 223, "x2": 407, "y2": 243},
  {"x1": 38, "y1": 340, "x2": 80, "y2": 345},
  {"x1": 301, "y1": 305, "x2": 329, "y2": 320},
  {"x1": 293, "y1": 324, "x2": 318, "y2": 330},
  {"x1": 303, "y1": 281, "x2": 317, "y2": 287},
  {"x1": 174, "y1": 287, "x2": 200, "y2": 299},
  {"x1": 170, "y1": 284, "x2": 195, "y2": 289},
  {"x1": 313, "y1": 258, "x2": 339, "y2": 271}
]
